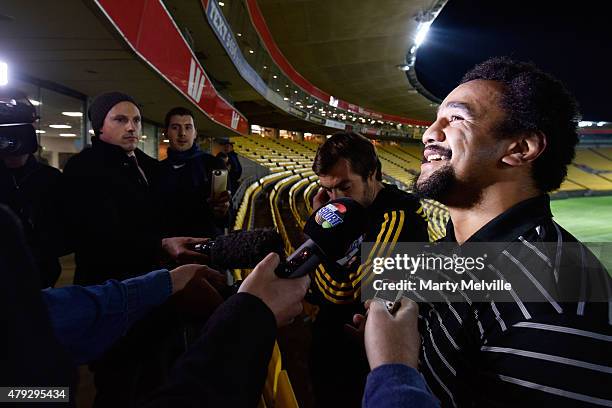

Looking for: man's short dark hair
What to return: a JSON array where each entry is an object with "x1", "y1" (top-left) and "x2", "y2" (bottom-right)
[
  {"x1": 164, "y1": 106, "x2": 194, "y2": 129},
  {"x1": 313, "y1": 132, "x2": 382, "y2": 181},
  {"x1": 461, "y1": 56, "x2": 580, "y2": 192}
]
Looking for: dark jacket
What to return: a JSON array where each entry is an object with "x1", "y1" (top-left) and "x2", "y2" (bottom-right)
[
  {"x1": 0, "y1": 154, "x2": 63, "y2": 287},
  {"x1": 159, "y1": 148, "x2": 227, "y2": 238},
  {"x1": 142, "y1": 293, "x2": 276, "y2": 407},
  {"x1": 60, "y1": 137, "x2": 162, "y2": 285},
  {"x1": 227, "y1": 150, "x2": 242, "y2": 192},
  {"x1": 0, "y1": 204, "x2": 75, "y2": 404}
]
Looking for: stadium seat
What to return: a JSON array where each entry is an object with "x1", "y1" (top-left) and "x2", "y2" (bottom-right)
[
  {"x1": 263, "y1": 342, "x2": 282, "y2": 406},
  {"x1": 275, "y1": 370, "x2": 299, "y2": 408}
]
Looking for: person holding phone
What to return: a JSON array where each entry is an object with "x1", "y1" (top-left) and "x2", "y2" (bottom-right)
[{"x1": 159, "y1": 107, "x2": 231, "y2": 239}]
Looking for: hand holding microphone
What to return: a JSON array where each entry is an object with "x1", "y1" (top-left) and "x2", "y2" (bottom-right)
[
  {"x1": 191, "y1": 198, "x2": 367, "y2": 281},
  {"x1": 275, "y1": 198, "x2": 367, "y2": 279},
  {"x1": 239, "y1": 253, "x2": 310, "y2": 327}
]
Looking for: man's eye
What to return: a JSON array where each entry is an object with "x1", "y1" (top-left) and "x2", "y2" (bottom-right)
[
  {"x1": 339, "y1": 185, "x2": 350, "y2": 192},
  {"x1": 449, "y1": 115, "x2": 464, "y2": 122}
]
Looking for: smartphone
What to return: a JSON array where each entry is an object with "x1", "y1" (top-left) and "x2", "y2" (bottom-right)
[
  {"x1": 374, "y1": 279, "x2": 403, "y2": 315},
  {"x1": 211, "y1": 169, "x2": 228, "y2": 198}
]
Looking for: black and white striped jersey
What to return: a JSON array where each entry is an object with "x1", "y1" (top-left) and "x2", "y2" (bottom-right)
[{"x1": 419, "y1": 195, "x2": 612, "y2": 407}]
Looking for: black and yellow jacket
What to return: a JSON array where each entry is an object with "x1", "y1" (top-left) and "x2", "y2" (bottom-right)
[{"x1": 311, "y1": 184, "x2": 429, "y2": 305}]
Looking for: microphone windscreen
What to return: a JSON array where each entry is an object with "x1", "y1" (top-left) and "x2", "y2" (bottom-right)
[
  {"x1": 304, "y1": 198, "x2": 367, "y2": 260},
  {"x1": 210, "y1": 229, "x2": 284, "y2": 269}
]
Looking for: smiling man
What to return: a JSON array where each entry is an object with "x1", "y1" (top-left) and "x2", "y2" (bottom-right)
[{"x1": 411, "y1": 57, "x2": 611, "y2": 407}]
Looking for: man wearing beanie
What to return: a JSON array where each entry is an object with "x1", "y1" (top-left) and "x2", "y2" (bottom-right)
[
  {"x1": 158, "y1": 106, "x2": 230, "y2": 239},
  {"x1": 59, "y1": 92, "x2": 213, "y2": 407}
]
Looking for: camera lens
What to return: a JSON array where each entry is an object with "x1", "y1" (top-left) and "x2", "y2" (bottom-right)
[{"x1": 0, "y1": 134, "x2": 18, "y2": 153}]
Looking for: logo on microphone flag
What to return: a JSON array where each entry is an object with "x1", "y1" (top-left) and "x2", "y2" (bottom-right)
[{"x1": 315, "y1": 203, "x2": 347, "y2": 229}]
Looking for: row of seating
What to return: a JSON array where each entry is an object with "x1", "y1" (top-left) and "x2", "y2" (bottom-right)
[{"x1": 231, "y1": 136, "x2": 313, "y2": 407}]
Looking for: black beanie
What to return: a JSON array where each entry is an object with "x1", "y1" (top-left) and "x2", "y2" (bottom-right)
[{"x1": 88, "y1": 92, "x2": 139, "y2": 136}]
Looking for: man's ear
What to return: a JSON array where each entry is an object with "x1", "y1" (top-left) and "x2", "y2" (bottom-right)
[{"x1": 501, "y1": 131, "x2": 547, "y2": 166}]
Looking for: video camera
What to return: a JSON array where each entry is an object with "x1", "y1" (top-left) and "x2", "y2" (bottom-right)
[{"x1": 0, "y1": 88, "x2": 39, "y2": 156}]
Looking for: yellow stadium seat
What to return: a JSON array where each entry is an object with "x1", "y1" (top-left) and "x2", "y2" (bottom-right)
[
  {"x1": 263, "y1": 342, "x2": 282, "y2": 405},
  {"x1": 275, "y1": 370, "x2": 299, "y2": 408}
]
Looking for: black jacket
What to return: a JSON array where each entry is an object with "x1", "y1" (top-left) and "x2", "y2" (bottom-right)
[
  {"x1": 60, "y1": 137, "x2": 162, "y2": 285},
  {"x1": 159, "y1": 151, "x2": 227, "y2": 238},
  {"x1": 227, "y1": 150, "x2": 242, "y2": 192},
  {"x1": 0, "y1": 205, "x2": 75, "y2": 397},
  {"x1": 142, "y1": 293, "x2": 276, "y2": 407},
  {"x1": 0, "y1": 155, "x2": 63, "y2": 287}
]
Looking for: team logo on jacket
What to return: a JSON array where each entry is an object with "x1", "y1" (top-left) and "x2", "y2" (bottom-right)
[{"x1": 315, "y1": 203, "x2": 347, "y2": 229}]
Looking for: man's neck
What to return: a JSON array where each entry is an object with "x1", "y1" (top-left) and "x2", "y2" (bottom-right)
[
  {"x1": 447, "y1": 181, "x2": 541, "y2": 244},
  {"x1": 2, "y1": 154, "x2": 29, "y2": 169},
  {"x1": 369, "y1": 181, "x2": 385, "y2": 205}
]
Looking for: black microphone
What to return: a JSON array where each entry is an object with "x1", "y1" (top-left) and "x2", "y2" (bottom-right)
[
  {"x1": 275, "y1": 198, "x2": 367, "y2": 278},
  {"x1": 193, "y1": 228, "x2": 284, "y2": 269}
]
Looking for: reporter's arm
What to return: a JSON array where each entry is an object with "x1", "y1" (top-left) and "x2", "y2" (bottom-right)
[
  {"x1": 41, "y1": 269, "x2": 172, "y2": 364},
  {"x1": 142, "y1": 292, "x2": 277, "y2": 408},
  {"x1": 142, "y1": 253, "x2": 308, "y2": 407},
  {"x1": 362, "y1": 298, "x2": 439, "y2": 408},
  {"x1": 364, "y1": 364, "x2": 439, "y2": 408}
]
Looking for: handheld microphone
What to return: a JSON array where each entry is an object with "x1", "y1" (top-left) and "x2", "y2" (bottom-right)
[
  {"x1": 193, "y1": 228, "x2": 284, "y2": 269},
  {"x1": 275, "y1": 198, "x2": 367, "y2": 278}
]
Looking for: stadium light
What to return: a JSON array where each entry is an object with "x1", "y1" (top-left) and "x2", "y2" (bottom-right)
[
  {"x1": 578, "y1": 121, "x2": 593, "y2": 127},
  {"x1": 0, "y1": 61, "x2": 8, "y2": 86},
  {"x1": 597, "y1": 121, "x2": 606, "y2": 126},
  {"x1": 415, "y1": 21, "x2": 432, "y2": 47}
]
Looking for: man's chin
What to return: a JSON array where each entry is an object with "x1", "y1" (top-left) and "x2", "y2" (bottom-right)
[
  {"x1": 412, "y1": 169, "x2": 454, "y2": 203},
  {"x1": 121, "y1": 142, "x2": 138, "y2": 152}
]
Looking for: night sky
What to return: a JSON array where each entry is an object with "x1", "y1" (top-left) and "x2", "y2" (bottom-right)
[{"x1": 415, "y1": 0, "x2": 612, "y2": 121}]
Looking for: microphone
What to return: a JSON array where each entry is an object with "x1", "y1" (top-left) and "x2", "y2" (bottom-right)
[
  {"x1": 275, "y1": 198, "x2": 367, "y2": 278},
  {"x1": 193, "y1": 228, "x2": 285, "y2": 269}
]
